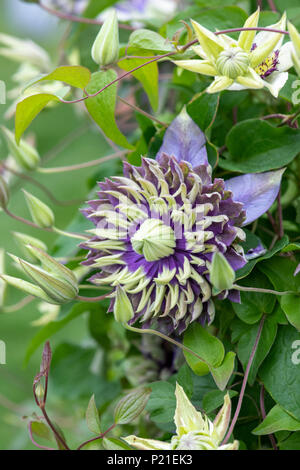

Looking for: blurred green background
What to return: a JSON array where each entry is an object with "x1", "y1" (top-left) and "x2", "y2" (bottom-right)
[{"x1": 0, "y1": 0, "x2": 117, "y2": 449}]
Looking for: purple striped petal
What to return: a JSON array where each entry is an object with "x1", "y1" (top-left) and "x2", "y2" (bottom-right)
[
  {"x1": 156, "y1": 108, "x2": 208, "y2": 168},
  {"x1": 225, "y1": 169, "x2": 285, "y2": 226}
]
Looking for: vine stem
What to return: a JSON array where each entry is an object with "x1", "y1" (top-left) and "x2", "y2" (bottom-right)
[
  {"x1": 232, "y1": 284, "x2": 296, "y2": 296},
  {"x1": 37, "y1": 150, "x2": 127, "y2": 174},
  {"x1": 28, "y1": 421, "x2": 56, "y2": 451},
  {"x1": 39, "y1": 2, "x2": 135, "y2": 30},
  {"x1": 124, "y1": 324, "x2": 208, "y2": 365},
  {"x1": 4, "y1": 208, "x2": 89, "y2": 240},
  {"x1": 117, "y1": 96, "x2": 168, "y2": 127},
  {"x1": 260, "y1": 385, "x2": 278, "y2": 450},
  {"x1": 1, "y1": 163, "x2": 83, "y2": 206},
  {"x1": 76, "y1": 292, "x2": 112, "y2": 302},
  {"x1": 57, "y1": 27, "x2": 288, "y2": 106},
  {"x1": 2, "y1": 295, "x2": 34, "y2": 313},
  {"x1": 222, "y1": 315, "x2": 266, "y2": 445},
  {"x1": 77, "y1": 423, "x2": 116, "y2": 450},
  {"x1": 267, "y1": 0, "x2": 278, "y2": 13}
]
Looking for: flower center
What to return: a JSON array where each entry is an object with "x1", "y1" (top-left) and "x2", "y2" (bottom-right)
[
  {"x1": 254, "y1": 50, "x2": 279, "y2": 79},
  {"x1": 131, "y1": 218, "x2": 176, "y2": 262},
  {"x1": 171, "y1": 431, "x2": 218, "y2": 450},
  {"x1": 216, "y1": 47, "x2": 250, "y2": 79}
]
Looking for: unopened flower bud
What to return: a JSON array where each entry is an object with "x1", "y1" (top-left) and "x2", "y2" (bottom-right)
[
  {"x1": 35, "y1": 383, "x2": 45, "y2": 401},
  {"x1": 209, "y1": 252, "x2": 235, "y2": 291},
  {"x1": 113, "y1": 284, "x2": 134, "y2": 324},
  {"x1": 3, "y1": 247, "x2": 78, "y2": 305},
  {"x1": 0, "y1": 174, "x2": 9, "y2": 209},
  {"x1": 23, "y1": 190, "x2": 54, "y2": 228},
  {"x1": 1, "y1": 126, "x2": 40, "y2": 171},
  {"x1": 12, "y1": 232, "x2": 47, "y2": 263},
  {"x1": 216, "y1": 47, "x2": 250, "y2": 79},
  {"x1": 91, "y1": 10, "x2": 119, "y2": 66}
]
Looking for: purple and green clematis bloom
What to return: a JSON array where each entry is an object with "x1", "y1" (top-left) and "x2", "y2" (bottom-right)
[{"x1": 81, "y1": 109, "x2": 284, "y2": 333}]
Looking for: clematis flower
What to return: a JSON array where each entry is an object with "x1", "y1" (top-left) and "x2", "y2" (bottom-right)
[
  {"x1": 173, "y1": 9, "x2": 294, "y2": 97},
  {"x1": 81, "y1": 109, "x2": 284, "y2": 333},
  {"x1": 123, "y1": 383, "x2": 238, "y2": 450}
]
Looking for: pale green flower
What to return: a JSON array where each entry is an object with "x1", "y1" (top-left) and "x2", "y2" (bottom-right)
[
  {"x1": 123, "y1": 383, "x2": 239, "y2": 450},
  {"x1": 173, "y1": 10, "x2": 293, "y2": 97}
]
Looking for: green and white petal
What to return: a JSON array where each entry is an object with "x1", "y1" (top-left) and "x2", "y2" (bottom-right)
[
  {"x1": 277, "y1": 41, "x2": 294, "y2": 72},
  {"x1": 174, "y1": 383, "x2": 205, "y2": 436},
  {"x1": 263, "y1": 71, "x2": 289, "y2": 97},
  {"x1": 123, "y1": 435, "x2": 171, "y2": 450},
  {"x1": 206, "y1": 76, "x2": 234, "y2": 93},
  {"x1": 250, "y1": 13, "x2": 287, "y2": 68},
  {"x1": 212, "y1": 393, "x2": 232, "y2": 443},
  {"x1": 218, "y1": 440, "x2": 239, "y2": 450},
  {"x1": 172, "y1": 59, "x2": 217, "y2": 76},
  {"x1": 238, "y1": 8, "x2": 260, "y2": 53},
  {"x1": 236, "y1": 68, "x2": 265, "y2": 89},
  {"x1": 190, "y1": 19, "x2": 225, "y2": 61}
]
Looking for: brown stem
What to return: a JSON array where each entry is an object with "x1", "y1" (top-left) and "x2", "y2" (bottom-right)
[
  {"x1": 260, "y1": 385, "x2": 278, "y2": 450},
  {"x1": 28, "y1": 421, "x2": 56, "y2": 451},
  {"x1": 117, "y1": 96, "x2": 168, "y2": 127},
  {"x1": 267, "y1": 0, "x2": 278, "y2": 12},
  {"x1": 38, "y1": 150, "x2": 127, "y2": 174},
  {"x1": 2, "y1": 163, "x2": 83, "y2": 206},
  {"x1": 222, "y1": 315, "x2": 266, "y2": 445},
  {"x1": 76, "y1": 292, "x2": 112, "y2": 302},
  {"x1": 39, "y1": 2, "x2": 135, "y2": 30},
  {"x1": 77, "y1": 423, "x2": 116, "y2": 450}
]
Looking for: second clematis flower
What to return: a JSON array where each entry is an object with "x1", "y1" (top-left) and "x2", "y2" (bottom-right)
[
  {"x1": 173, "y1": 9, "x2": 293, "y2": 97},
  {"x1": 123, "y1": 383, "x2": 239, "y2": 450},
  {"x1": 81, "y1": 109, "x2": 284, "y2": 333}
]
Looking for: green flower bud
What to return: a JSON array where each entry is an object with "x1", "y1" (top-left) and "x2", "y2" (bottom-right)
[
  {"x1": 114, "y1": 387, "x2": 152, "y2": 425},
  {"x1": 0, "y1": 174, "x2": 9, "y2": 209},
  {"x1": 23, "y1": 190, "x2": 55, "y2": 228},
  {"x1": 12, "y1": 231, "x2": 47, "y2": 263},
  {"x1": 209, "y1": 252, "x2": 235, "y2": 291},
  {"x1": 4, "y1": 247, "x2": 78, "y2": 305},
  {"x1": 114, "y1": 285, "x2": 134, "y2": 324},
  {"x1": 1, "y1": 126, "x2": 40, "y2": 171},
  {"x1": 91, "y1": 10, "x2": 119, "y2": 66},
  {"x1": 216, "y1": 47, "x2": 250, "y2": 79}
]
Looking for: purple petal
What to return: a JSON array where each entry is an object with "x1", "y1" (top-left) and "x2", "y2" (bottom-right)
[
  {"x1": 225, "y1": 169, "x2": 285, "y2": 226},
  {"x1": 294, "y1": 263, "x2": 300, "y2": 276},
  {"x1": 156, "y1": 107, "x2": 208, "y2": 168}
]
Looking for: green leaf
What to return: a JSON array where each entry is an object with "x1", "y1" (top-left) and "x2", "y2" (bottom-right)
[
  {"x1": 30, "y1": 421, "x2": 53, "y2": 442},
  {"x1": 280, "y1": 295, "x2": 300, "y2": 331},
  {"x1": 183, "y1": 323, "x2": 225, "y2": 376},
  {"x1": 209, "y1": 351, "x2": 236, "y2": 391},
  {"x1": 103, "y1": 437, "x2": 133, "y2": 450},
  {"x1": 233, "y1": 271, "x2": 276, "y2": 324},
  {"x1": 260, "y1": 325, "x2": 300, "y2": 420},
  {"x1": 220, "y1": 119, "x2": 300, "y2": 173},
  {"x1": 15, "y1": 93, "x2": 60, "y2": 144},
  {"x1": 85, "y1": 70, "x2": 133, "y2": 149},
  {"x1": 146, "y1": 381, "x2": 176, "y2": 428},
  {"x1": 26, "y1": 66, "x2": 91, "y2": 90},
  {"x1": 118, "y1": 55, "x2": 159, "y2": 111},
  {"x1": 236, "y1": 316, "x2": 278, "y2": 385},
  {"x1": 187, "y1": 91, "x2": 219, "y2": 131},
  {"x1": 279, "y1": 432, "x2": 300, "y2": 450},
  {"x1": 282, "y1": 243, "x2": 300, "y2": 252},
  {"x1": 24, "y1": 302, "x2": 99, "y2": 364},
  {"x1": 83, "y1": 0, "x2": 119, "y2": 18},
  {"x1": 202, "y1": 390, "x2": 238, "y2": 414},
  {"x1": 252, "y1": 404, "x2": 300, "y2": 435},
  {"x1": 86, "y1": 394, "x2": 101, "y2": 435},
  {"x1": 235, "y1": 236, "x2": 289, "y2": 280},
  {"x1": 259, "y1": 257, "x2": 300, "y2": 329},
  {"x1": 128, "y1": 29, "x2": 174, "y2": 54}
]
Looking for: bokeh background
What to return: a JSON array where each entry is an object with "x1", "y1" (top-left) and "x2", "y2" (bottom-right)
[{"x1": 0, "y1": 0, "x2": 117, "y2": 449}]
